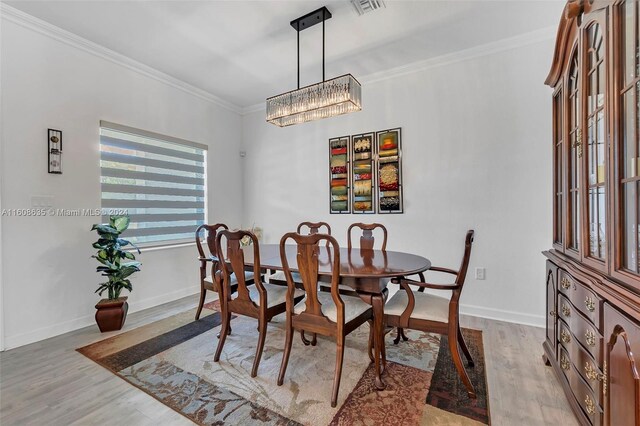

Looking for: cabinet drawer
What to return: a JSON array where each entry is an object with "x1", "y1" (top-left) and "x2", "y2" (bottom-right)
[
  {"x1": 557, "y1": 318, "x2": 604, "y2": 405},
  {"x1": 557, "y1": 311, "x2": 603, "y2": 367},
  {"x1": 558, "y1": 270, "x2": 602, "y2": 329},
  {"x1": 558, "y1": 346, "x2": 603, "y2": 426}
]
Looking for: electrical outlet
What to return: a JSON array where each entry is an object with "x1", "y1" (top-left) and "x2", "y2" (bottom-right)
[{"x1": 475, "y1": 267, "x2": 486, "y2": 280}]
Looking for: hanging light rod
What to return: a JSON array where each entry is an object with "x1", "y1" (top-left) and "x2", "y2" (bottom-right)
[{"x1": 266, "y1": 6, "x2": 362, "y2": 127}]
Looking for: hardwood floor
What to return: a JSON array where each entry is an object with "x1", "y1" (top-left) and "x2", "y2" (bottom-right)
[{"x1": 0, "y1": 294, "x2": 577, "y2": 425}]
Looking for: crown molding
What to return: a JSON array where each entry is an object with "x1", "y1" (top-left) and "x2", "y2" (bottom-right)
[
  {"x1": 241, "y1": 25, "x2": 556, "y2": 115},
  {"x1": 243, "y1": 102, "x2": 267, "y2": 115},
  {"x1": 0, "y1": 4, "x2": 243, "y2": 115}
]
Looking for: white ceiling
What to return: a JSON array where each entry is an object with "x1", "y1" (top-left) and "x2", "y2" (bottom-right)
[{"x1": 5, "y1": 0, "x2": 564, "y2": 108}]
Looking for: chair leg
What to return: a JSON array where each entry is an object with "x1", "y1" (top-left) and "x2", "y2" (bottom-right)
[
  {"x1": 301, "y1": 330, "x2": 317, "y2": 346},
  {"x1": 457, "y1": 325, "x2": 474, "y2": 367},
  {"x1": 216, "y1": 322, "x2": 231, "y2": 339},
  {"x1": 331, "y1": 335, "x2": 346, "y2": 408},
  {"x1": 195, "y1": 288, "x2": 206, "y2": 320},
  {"x1": 214, "y1": 308, "x2": 231, "y2": 362},
  {"x1": 367, "y1": 321, "x2": 374, "y2": 362},
  {"x1": 393, "y1": 327, "x2": 409, "y2": 345},
  {"x1": 251, "y1": 317, "x2": 267, "y2": 378},
  {"x1": 448, "y1": 323, "x2": 476, "y2": 399},
  {"x1": 277, "y1": 321, "x2": 294, "y2": 386}
]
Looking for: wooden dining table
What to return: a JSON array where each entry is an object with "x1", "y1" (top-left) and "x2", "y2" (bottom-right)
[{"x1": 241, "y1": 243, "x2": 431, "y2": 389}]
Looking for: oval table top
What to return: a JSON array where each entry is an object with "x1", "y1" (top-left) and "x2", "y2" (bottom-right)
[{"x1": 241, "y1": 243, "x2": 431, "y2": 279}]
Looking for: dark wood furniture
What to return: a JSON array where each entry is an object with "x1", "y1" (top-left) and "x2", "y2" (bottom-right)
[
  {"x1": 347, "y1": 222, "x2": 388, "y2": 250},
  {"x1": 545, "y1": 1, "x2": 640, "y2": 424},
  {"x1": 213, "y1": 230, "x2": 303, "y2": 377},
  {"x1": 195, "y1": 223, "x2": 255, "y2": 320},
  {"x1": 270, "y1": 222, "x2": 332, "y2": 286},
  {"x1": 297, "y1": 221, "x2": 332, "y2": 237},
  {"x1": 383, "y1": 230, "x2": 476, "y2": 398},
  {"x1": 277, "y1": 233, "x2": 373, "y2": 407},
  {"x1": 240, "y1": 243, "x2": 431, "y2": 390}
]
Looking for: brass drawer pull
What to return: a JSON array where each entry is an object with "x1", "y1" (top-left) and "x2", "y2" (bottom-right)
[
  {"x1": 584, "y1": 361, "x2": 604, "y2": 382},
  {"x1": 561, "y1": 277, "x2": 571, "y2": 290},
  {"x1": 584, "y1": 394, "x2": 595, "y2": 415},
  {"x1": 585, "y1": 296, "x2": 595, "y2": 312},
  {"x1": 561, "y1": 303, "x2": 571, "y2": 317},
  {"x1": 585, "y1": 330, "x2": 596, "y2": 347},
  {"x1": 561, "y1": 354, "x2": 571, "y2": 370},
  {"x1": 561, "y1": 329, "x2": 571, "y2": 344},
  {"x1": 549, "y1": 310, "x2": 557, "y2": 318}
]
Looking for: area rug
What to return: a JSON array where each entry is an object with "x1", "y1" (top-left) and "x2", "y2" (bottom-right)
[{"x1": 78, "y1": 301, "x2": 490, "y2": 425}]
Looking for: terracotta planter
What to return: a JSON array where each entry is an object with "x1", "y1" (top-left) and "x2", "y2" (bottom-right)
[{"x1": 95, "y1": 297, "x2": 128, "y2": 332}]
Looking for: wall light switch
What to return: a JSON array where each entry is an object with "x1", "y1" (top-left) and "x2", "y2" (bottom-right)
[{"x1": 475, "y1": 267, "x2": 486, "y2": 280}]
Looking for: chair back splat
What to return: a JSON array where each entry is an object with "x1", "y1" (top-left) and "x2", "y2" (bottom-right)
[
  {"x1": 280, "y1": 233, "x2": 344, "y2": 328},
  {"x1": 347, "y1": 222, "x2": 388, "y2": 251}
]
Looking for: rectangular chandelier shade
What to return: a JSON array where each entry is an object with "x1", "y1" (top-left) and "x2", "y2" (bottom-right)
[{"x1": 266, "y1": 74, "x2": 362, "y2": 127}]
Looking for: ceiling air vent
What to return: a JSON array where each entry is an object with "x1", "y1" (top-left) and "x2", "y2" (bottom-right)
[{"x1": 351, "y1": 0, "x2": 386, "y2": 16}]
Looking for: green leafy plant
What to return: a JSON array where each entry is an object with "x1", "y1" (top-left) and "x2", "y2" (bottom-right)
[{"x1": 91, "y1": 215, "x2": 141, "y2": 300}]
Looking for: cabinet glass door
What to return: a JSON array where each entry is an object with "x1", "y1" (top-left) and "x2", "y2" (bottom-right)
[
  {"x1": 554, "y1": 89, "x2": 564, "y2": 248},
  {"x1": 568, "y1": 51, "x2": 581, "y2": 253},
  {"x1": 619, "y1": 0, "x2": 640, "y2": 275},
  {"x1": 585, "y1": 21, "x2": 608, "y2": 262}
]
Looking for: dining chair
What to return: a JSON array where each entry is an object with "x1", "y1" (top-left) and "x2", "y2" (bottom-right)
[
  {"x1": 214, "y1": 229, "x2": 304, "y2": 377},
  {"x1": 381, "y1": 230, "x2": 476, "y2": 398},
  {"x1": 277, "y1": 232, "x2": 373, "y2": 407},
  {"x1": 194, "y1": 223, "x2": 255, "y2": 321},
  {"x1": 345, "y1": 222, "x2": 428, "y2": 343},
  {"x1": 270, "y1": 221, "x2": 332, "y2": 285}
]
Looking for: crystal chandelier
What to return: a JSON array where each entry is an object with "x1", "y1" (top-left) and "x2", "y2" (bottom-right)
[{"x1": 266, "y1": 7, "x2": 362, "y2": 127}]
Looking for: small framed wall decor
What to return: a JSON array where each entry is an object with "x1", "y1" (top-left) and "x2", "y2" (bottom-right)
[
  {"x1": 48, "y1": 128, "x2": 62, "y2": 174},
  {"x1": 376, "y1": 128, "x2": 403, "y2": 213},
  {"x1": 329, "y1": 136, "x2": 351, "y2": 213},
  {"x1": 351, "y1": 132, "x2": 375, "y2": 214}
]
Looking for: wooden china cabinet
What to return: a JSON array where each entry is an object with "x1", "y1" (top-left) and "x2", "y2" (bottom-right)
[{"x1": 544, "y1": 0, "x2": 640, "y2": 425}]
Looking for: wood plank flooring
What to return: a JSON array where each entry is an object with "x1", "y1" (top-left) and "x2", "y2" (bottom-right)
[{"x1": 0, "y1": 294, "x2": 577, "y2": 425}]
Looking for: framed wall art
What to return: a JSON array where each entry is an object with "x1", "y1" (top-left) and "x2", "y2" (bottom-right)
[
  {"x1": 376, "y1": 128, "x2": 403, "y2": 213},
  {"x1": 351, "y1": 132, "x2": 375, "y2": 214},
  {"x1": 329, "y1": 136, "x2": 351, "y2": 213}
]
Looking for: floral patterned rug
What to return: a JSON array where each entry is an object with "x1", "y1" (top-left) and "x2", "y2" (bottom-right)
[{"x1": 78, "y1": 301, "x2": 489, "y2": 425}]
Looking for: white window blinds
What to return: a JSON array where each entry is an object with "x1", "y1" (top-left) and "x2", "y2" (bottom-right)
[{"x1": 99, "y1": 121, "x2": 207, "y2": 246}]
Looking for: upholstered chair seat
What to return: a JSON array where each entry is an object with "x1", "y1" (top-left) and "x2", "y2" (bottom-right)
[
  {"x1": 385, "y1": 291, "x2": 450, "y2": 323},
  {"x1": 204, "y1": 271, "x2": 255, "y2": 288},
  {"x1": 249, "y1": 282, "x2": 304, "y2": 308},
  {"x1": 294, "y1": 292, "x2": 371, "y2": 323}
]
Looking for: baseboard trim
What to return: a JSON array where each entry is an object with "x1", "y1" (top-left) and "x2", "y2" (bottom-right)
[
  {"x1": 460, "y1": 303, "x2": 546, "y2": 329},
  {"x1": 3, "y1": 285, "x2": 200, "y2": 350}
]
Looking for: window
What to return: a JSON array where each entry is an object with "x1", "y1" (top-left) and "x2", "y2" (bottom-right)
[{"x1": 99, "y1": 121, "x2": 207, "y2": 247}]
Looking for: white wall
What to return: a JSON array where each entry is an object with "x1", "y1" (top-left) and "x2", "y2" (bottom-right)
[
  {"x1": 0, "y1": 16, "x2": 244, "y2": 349},
  {"x1": 242, "y1": 36, "x2": 554, "y2": 327}
]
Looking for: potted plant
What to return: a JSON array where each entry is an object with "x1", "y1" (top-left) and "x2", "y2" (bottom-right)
[{"x1": 91, "y1": 215, "x2": 141, "y2": 332}]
